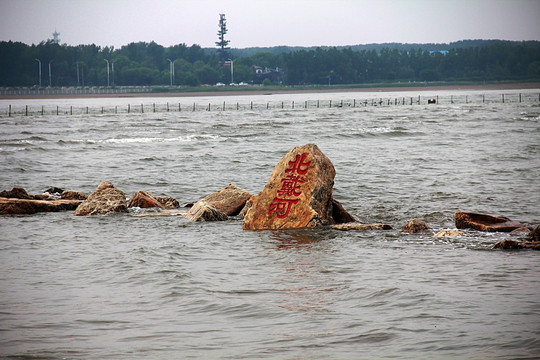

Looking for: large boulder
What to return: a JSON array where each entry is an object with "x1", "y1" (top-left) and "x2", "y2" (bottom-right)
[
  {"x1": 199, "y1": 184, "x2": 252, "y2": 216},
  {"x1": 455, "y1": 211, "x2": 532, "y2": 232},
  {"x1": 243, "y1": 144, "x2": 340, "y2": 230},
  {"x1": 127, "y1": 191, "x2": 166, "y2": 209},
  {"x1": 0, "y1": 197, "x2": 82, "y2": 215},
  {"x1": 73, "y1": 181, "x2": 128, "y2": 216}
]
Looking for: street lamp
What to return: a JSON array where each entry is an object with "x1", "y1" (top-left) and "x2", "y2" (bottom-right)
[
  {"x1": 227, "y1": 58, "x2": 234, "y2": 84},
  {"x1": 104, "y1": 59, "x2": 110, "y2": 87},
  {"x1": 48, "y1": 60, "x2": 53, "y2": 87},
  {"x1": 167, "y1": 58, "x2": 175, "y2": 86},
  {"x1": 35, "y1": 59, "x2": 42, "y2": 87}
]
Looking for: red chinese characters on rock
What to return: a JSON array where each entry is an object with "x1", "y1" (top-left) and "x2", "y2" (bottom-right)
[{"x1": 268, "y1": 153, "x2": 312, "y2": 218}]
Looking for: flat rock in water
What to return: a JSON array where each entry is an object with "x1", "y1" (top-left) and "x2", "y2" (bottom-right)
[
  {"x1": 455, "y1": 211, "x2": 532, "y2": 232},
  {"x1": 332, "y1": 223, "x2": 392, "y2": 231},
  {"x1": 199, "y1": 184, "x2": 252, "y2": 216},
  {"x1": 73, "y1": 181, "x2": 128, "y2": 216},
  {"x1": 243, "y1": 144, "x2": 337, "y2": 230},
  {"x1": 0, "y1": 197, "x2": 82, "y2": 215},
  {"x1": 433, "y1": 229, "x2": 463, "y2": 237}
]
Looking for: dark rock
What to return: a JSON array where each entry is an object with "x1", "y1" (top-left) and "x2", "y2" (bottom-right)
[
  {"x1": 332, "y1": 198, "x2": 357, "y2": 224},
  {"x1": 199, "y1": 184, "x2": 252, "y2": 216},
  {"x1": 332, "y1": 223, "x2": 392, "y2": 231},
  {"x1": 44, "y1": 187, "x2": 64, "y2": 195},
  {"x1": 0, "y1": 187, "x2": 32, "y2": 199},
  {"x1": 243, "y1": 144, "x2": 337, "y2": 230},
  {"x1": 402, "y1": 219, "x2": 432, "y2": 233},
  {"x1": 73, "y1": 181, "x2": 128, "y2": 216},
  {"x1": 61, "y1": 190, "x2": 88, "y2": 200},
  {"x1": 0, "y1": 197, "x2": 82, "y2": 215},
  {"x1": 455, "y1": 211, "x2": 532, "y2": 232},
  {"x1": 185, "y1": 200, "x2": 228, "y2": 222},
  {"x1": 492, "y1": 239, "x2": 523, "y2": 250}
]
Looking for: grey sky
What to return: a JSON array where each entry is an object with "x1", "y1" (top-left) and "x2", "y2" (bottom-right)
[{"x1": 1, "y1": 0, "x2": 539, "y2": 48}]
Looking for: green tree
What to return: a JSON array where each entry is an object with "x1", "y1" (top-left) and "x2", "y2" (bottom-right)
[{"x1": 216, "y1": 14, "x2": 230, "y2": 61}]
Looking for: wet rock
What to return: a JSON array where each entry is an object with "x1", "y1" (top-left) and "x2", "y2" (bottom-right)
[
  {"x1": 332, "y1": 223, "x2": 392, "y2": 231},
  {"x1": 528, "y1": 225, "x2": 540, "y2": 242},
  {"x1": 433, "y1": 229, "x2": 463, "y2": 237},
  {"x1": 243, "y1": 144, "x2": 338, "y2": 230},
  {"x1": 492, "y1": 239, "x2": 523, "y2": 250},
  {"x1": 199, "y1": 184, "x2": 252, "y2": 216},
  {"x1": 61, "y1": 190, "x2": 88, "y2": 200},
  {"x1": 332, "y1": 199, "x2": 357, "y2": 224},
  {"x1": 455, "y1": 211, "x2": 532, "y2": 232},
  {"x1": 0, "y1": 187, "x2": 32, "y2": 199},
  {"x1": 156, "y1": 196, "x2": 179, "y2": 209},
  {"x1": 44, "y1": 187, "x2": 64, "y2": 195},
  {"x1": 127, "y1": 191, "x2": 166, "y2": 209},
  {"x1": 185, "y1": 200, "x2": 228, "y2": 222},
  {"x1": 0, "y1": 197, "x2": 82, "y2": 215},
  {"x1": 73, "y1": 181, "x2": 128, "y2": 216},
  {"x1": 401, "y1": 219, "x2": 432, "y2": 233}
]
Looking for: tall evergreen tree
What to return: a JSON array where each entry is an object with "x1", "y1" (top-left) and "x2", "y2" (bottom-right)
[{"x1": 216, "y1": 14, "x2": 230, "y2": 61}]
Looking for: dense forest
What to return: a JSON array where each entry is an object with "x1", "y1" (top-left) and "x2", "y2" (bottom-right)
[{"x1": 0, "y1": 39, "x2": 539, "y2": 87}]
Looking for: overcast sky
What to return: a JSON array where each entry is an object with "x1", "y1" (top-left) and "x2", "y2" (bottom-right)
[{"x1": 1, "y1": 0, "x2": 539, "y2": 49}]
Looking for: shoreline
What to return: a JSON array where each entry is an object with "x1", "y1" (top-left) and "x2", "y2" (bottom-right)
[{"x1": 1, "y1": 82, "x2": 539, "y2": 100}]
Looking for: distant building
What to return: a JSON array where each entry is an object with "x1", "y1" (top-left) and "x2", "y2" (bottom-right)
[
  {"x1": 253, "y1": 65, "x2": 284, "y2": 84},
  {"x1": 429, "y1": 50, "x2": 449, "y2": 55}
]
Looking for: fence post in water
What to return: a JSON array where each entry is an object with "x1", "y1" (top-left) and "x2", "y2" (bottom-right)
[
  {"x1": 128, "y1": 104, "x2": 130, "y2": 113},
  {"x1": 417, "y1": 95, "x2": 420, "y2": 105},
  {"x1": 451, "y1": 95, "x2": 453, "y2": 104},
  {"x1": 305, "y1": 100, "x2": 308, "y2": 109},
  {"x1": 502, "y1": 94, "x2": 504, "y2": 103},
  {"x1": 482, "y1": 95, "x2": 485, "y2": 103},
  {"x1": 101, "y1": 106, "x2": 104, "y2": 114},
  {"x1": 57, "y1": 106, "x2": 59, "y2": 115},
  {"x1": 223, "y1": 101, "x2": 225, "y2": 111},
  {"x1": 267, "y1": 102, "x2": 269, "y2": 109},
  {"x1": 70, "y1": 106, "x2": 73, "y2": 115},
  {"x1": 179, "y1": 103, "x2": 181, "y2": 111},
  {"x1": 25, "y1": 105, "x2": 28, "y2": 116},
  {"x1": 251, "y1": 101, "x2": 253, "y2": 110},
  {"x1": 292, "y1": 101, "x2": 294, "y2": 109},
  {"x1": 8, "y1": 104, "x2": 11, "y2": 117},
  {"x1": 86, "y1": 106, "x2": 89, "y2": 114},
  {"x1": 41, "y1": 106, "x2": 44, "y2": 115},
  {"x1": 353, "y1": 99, "x2": 356, "y2": 107},
  {"x1": 141, "y1": 104, "x2": 144, "y2": 113},
  {"x1": 519, "y1": 93, "x2": 521, "y2": 103},
  {"x1": 237, "y1": 102, "x2": 239, "y2": 110},
  {"x1": 207, "y1": 103, "x2": 210, "y2": 111},
  {"x1": 193, "y1": 102, "x2": 195, "y2": 111},
  {"x1": 281, "y1": 101, "x2": 284, "y2": 109},
  {"x1": 153, "y1": 103, "x2": 156, "y2": 112},
  {"x1": 115, "y1": 106, "x2": 117, "y2": 114},
  {"x1": 167, "y1": 102, "x2": 169, "y2": 112},
  {"x1": 329, "y1": 100, "x2": 332, "y2": 108}
]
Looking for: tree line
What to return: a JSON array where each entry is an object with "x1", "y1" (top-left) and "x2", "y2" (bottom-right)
[{"x1": 0, "y1": 39, "x2": 539, "y2": 87}]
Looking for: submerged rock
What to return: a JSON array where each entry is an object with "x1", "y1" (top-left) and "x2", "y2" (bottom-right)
[
  {"x1": 401, "y1": 219, "x2": 432, "y2": 233},
  {"x1": 433, "y1": 229, "x2": 463, "y2": 237},
  {"x1": 243, "y1": 144, "x2": 341, "y2": 230},
  {"x1": 185, "y1": 200, "x2": 228, "y2": 222},
  {"x1": 332, "y1": 223, "x2": 392, "y2": 231},
  {"x1": 0, "y1": 197, "x2": 82, "y2": 215},
  {"x1": 455, "y1": 211, "x2": 532, "y2": 232},
  {"x1": 492, "y1": 239, "x2": 540, "y2": 250},
  {"x1": 73, "y1": 181, "x2": 128, "y2": 216}
]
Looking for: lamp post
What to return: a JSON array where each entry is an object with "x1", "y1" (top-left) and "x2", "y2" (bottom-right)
[
  {"x1": 104, "y1": 59, "x2": 110, "y2": 87},
  {"x1": 48, "y1": 60, "x2": 53, "y2": 87},
  {"x1": 111, "y1": 61, "x2": 116, "y2": 87},
  {"x1": 167, "y1": 58, "x2": 175, "y2": 86},
  {"x1": 35, "y1": 59, "x2": 42, "y2": 87},
  {"x1": 227, "y1": 58, "x2": 234, "y2": 84}
]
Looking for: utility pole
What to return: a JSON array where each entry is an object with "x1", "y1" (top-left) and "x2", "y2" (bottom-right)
[
  {"x1": 228, "y1": 58, "x2": 234, "y2": 84},
  {"x1": 35, "y1": 59, "x2": 42, "y2": 87},
  {"x1": 167, "y1": 58, "x2": 174, "y2": 85}
]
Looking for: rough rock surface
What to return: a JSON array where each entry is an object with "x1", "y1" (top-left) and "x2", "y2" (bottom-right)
[
  {"x1": 0, "y1": 197, "x2": 82, "y2": 215},
  {"x1": 61, "y1": 190, "x2": 88, "y2": 200},
  {"x1": 332, "y1": 199, "x2": 357, "y2": 224},
  {"x1": 156, "y1": 196, "x2": 179, "y2": 209},
  {"x1": 185, "y1": 200, "x2": 228, "y2": 222},
  {"x1": 455, "y1": 211, "x2": 531, "y2": 232},
  {"x1": 401, "y1": 219, "x2": 432, "y2": 233},
  {"x1": 199, "y1": 184, "x2": 252, "y2": 216},
  {"x1": 73, "y1": 181, "x2": 128, "y2": 216},
  {"x1": 127, "y1": 191, "x2": 166, "y2": 209},
  {"x1": 243, "y1": 144, "x2": 338, "y2": 230},
  {"x1": 492, "y1": 239, "x2": 540, "y2": 250},
  {"x1": 528, "y1": 225, "x2": 540, "y2": 242},
  {"x1": 433, "y1": 229, "x2": 463, "y2": 237},
  {"x1": 331, "y1": 223, "x2": 392, "y2": 231},
  {"x1": 0, "y1": 187, "x2": 32, "y2": 199}
]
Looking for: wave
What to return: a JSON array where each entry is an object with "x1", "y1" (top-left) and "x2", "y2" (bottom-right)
[{"x1": 56, "y1": 134, "x2": 226, "y2": 146}]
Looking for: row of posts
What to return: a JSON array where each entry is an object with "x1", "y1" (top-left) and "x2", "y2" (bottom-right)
[{"x1": 5, "y1": 93, "x2": 539, "y2": 116}]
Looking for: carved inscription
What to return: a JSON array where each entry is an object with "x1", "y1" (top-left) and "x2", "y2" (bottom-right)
[{"x1": 268, "y1": 153, "x2": 312, "y2": 218}]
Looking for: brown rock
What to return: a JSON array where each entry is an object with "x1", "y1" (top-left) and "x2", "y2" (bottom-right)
[
  {"x1": 492, "y1": 239, "x2": 523, "y2": 250},
  {"x1": 127, "y1": 191, "x2": 166, "y2": 209},
  {"x1": 73, "y1": 181, "x2": 128, "y2": 216},
  {"x1": 528, "y1": 225, "x2": 540, "y2": 242},
  {"x1": 185, "y1": 200, "x2": 228, "y2": 222},
  {"x1": 455, "y1": 211, "x2": 532, "y2": 232},
  {"x1": 0, "y1": 187, "x2": 32, "y2": 199},
  {"x1": 199, "y1": 184, "x2": 252, "y2": 216},
  {"x1": 61, "y1": 190, "x2": 88, "y2": 200},
  {"x1": 332, "y1": 223, "x2": 392, "y2": 231},
  {"x1": 156, "y1": 196, "x2": 179, "y2": 209},
  {"x1": 243, "y1": 144, "x2": 336, "y2": 230},
  {"x1": 433, "y1": 229, "x2": 463, "y2": 237},
  {"x1": 401, "y1": 219, "x2": 432, "y2": 233},
  {"x1": 0, "y1": 197, "x2": 82, "y2": 215}
]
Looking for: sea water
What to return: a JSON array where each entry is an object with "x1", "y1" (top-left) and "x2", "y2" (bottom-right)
[{"x1": 1, "y1": 89, "x2": 539, "y2": 359}]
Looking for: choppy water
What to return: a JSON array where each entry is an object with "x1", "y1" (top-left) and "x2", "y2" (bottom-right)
[{"x1": 1, "y1": 89, "x2": 539, "y2": 359}]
